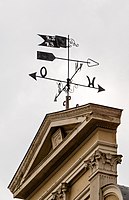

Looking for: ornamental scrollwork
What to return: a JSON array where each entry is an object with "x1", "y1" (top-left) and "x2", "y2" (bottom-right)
[
  {"x1": 85, "y1": 150, "x2": 122, "y2": 173},
  {"x1": 51, "y1": 183, "x2": 68, "y2": 200}
]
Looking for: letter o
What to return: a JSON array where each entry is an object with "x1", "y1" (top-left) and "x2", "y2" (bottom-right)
[{"x1": 40, "y1": 66, "x2": 47, "y2": 78}]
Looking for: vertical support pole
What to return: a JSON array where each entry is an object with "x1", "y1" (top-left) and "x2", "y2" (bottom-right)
[{"x1": 66, "y1": 35, "x2": 70, "y2": 109}]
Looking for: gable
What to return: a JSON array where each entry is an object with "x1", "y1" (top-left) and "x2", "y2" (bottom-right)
[{"x1": 8, "y1": 103, "x2": 122, "y2": 199}]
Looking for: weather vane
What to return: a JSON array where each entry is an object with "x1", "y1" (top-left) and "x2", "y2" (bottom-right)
[{"x1": 29, "y1": 34, "x2": 105, "y2": 109}]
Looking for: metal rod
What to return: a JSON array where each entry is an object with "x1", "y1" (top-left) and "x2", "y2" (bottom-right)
[
  {"x1": 70, "y1": 64, "x2": 82, "y2": 80},
  {"x1": 56, "y1": 56, "x2": 90, "y2": 64},
  {"x1": 66, "y1": 35, "x2": 70, "y2": 109},
  {"x1": 37, "y1": 76, "x2": 67, "y2": 84},
  {"x1": 68, "y1": 35, "x2": 70, "y2": 80},
  {"x1": 37, "y1": 75, "x2": 100, "y2": 90}
]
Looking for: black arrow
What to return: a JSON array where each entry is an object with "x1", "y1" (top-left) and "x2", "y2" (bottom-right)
[
  {"x1": 29, "y1": 72, "x2": 105, "y2": 93},
  {"x1": 37, "y1": 51, "x2": 99, "y2": 67}
]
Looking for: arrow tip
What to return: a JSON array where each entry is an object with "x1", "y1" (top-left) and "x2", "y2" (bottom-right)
[
  {"x1": 87, "y1": 58, "x2": 99, "y2": 67},
  {"x1": 98, "y1": 85, "x2": 105, "y2": 92},
  {"x1": 29, "y1": 72, "x2": 37, "y2": 81}
]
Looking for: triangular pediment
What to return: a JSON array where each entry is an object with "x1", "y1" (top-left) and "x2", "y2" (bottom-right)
[
  {"x1": 27, "y1": 119, "x2": 81, "y2": 175},
  {"x1": 8, "y1": 103, "x2": 122, "y2": 199}
]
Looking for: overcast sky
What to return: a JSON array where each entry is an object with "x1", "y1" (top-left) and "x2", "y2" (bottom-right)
[{"x1": 1, "y1": 0, "x2": 129, "y2": 199}]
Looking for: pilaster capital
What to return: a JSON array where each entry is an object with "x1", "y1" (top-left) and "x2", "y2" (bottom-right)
[
  {"x1": 85, "y1": 150, "x2": 122, "y2": 174},
  {"x1": 51, "y1": 183, "x2": 69, "y2": 200}
]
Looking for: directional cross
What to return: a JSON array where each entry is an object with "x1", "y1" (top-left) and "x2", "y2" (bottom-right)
[
  {"x1": 29, "y1": 34, "x2": 105, "y2": 109},
  {"x1": 29, "y1": 65, "x2": 105, "y2": 102}
]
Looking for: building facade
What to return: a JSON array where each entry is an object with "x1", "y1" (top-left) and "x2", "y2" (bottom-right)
[{"x1": 8, "y1": 103, "x2": 129, "y2": 199}]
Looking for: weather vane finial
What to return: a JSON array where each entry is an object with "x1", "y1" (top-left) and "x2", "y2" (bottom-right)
[{"x1": 29, "y1": 34, "x2": 105, "y2": 109}]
